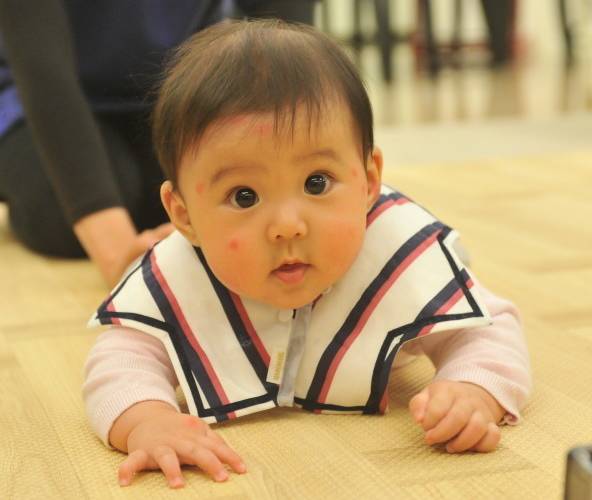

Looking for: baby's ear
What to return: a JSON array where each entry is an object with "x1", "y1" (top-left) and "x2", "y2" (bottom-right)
[
  {"x1": 366, "y1": 146, "x2": 383, "y2": 211},
  {"x1": 160, "y1": 181, "x2": 199, "y2": 245}
]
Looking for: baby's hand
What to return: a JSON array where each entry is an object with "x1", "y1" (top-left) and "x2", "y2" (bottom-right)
[
  {"x1": 408, "y1": 380, "x2": 505, "y2": 453},
  {"x1": 118, "y1": 407, "x2": 246, "y2": 488}
]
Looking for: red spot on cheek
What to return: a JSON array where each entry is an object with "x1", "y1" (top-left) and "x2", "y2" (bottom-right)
[
  {"x1": 228, "y1": 238, "x2": 240, "y2": 250},
  {"x1": 351, "y1": 168, "x2": 359, "y2": 178},
  {"x1": 195, "y1": 183, "x2": 204, "y2": 195}
]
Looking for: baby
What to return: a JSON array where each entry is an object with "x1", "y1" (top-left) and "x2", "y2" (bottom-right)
[{"x1": 84, "y1": 20, "x2": 531, "y2": 489}]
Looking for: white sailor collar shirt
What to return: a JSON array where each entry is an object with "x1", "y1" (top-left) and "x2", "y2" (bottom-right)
[{"x1": 89, "y1": 186, "x2": 491, "y2": 424}]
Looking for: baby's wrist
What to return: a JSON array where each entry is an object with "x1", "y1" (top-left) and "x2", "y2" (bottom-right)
[
  {"x1": 461, "y1": 382, "x2": 505, "y2": 423},
  {"x1": 109, "y1": 400, "x2": 178, "y2": 452}
]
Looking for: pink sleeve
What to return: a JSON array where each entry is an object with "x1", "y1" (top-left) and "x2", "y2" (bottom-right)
[
  {"x1": 404, "y1": 281, "x2": 532, "y2": 424},
  {"x1": 82, "y1": 327, "x2": 179, "y2": 447}
]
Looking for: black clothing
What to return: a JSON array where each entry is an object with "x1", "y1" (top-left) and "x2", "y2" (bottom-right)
[
  {"x1": 0, "y1": 113, "x2": 166, "y2": 257},
  {"x1": 0, "y1": 0, "x2": 316, "y2": 257}
]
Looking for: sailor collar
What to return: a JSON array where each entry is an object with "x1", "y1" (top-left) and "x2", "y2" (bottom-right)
[{"x1": 89, "y1": 186, "x2": 491, "y2": 423}]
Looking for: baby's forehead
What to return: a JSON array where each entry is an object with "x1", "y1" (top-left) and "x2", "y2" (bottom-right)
[{"x1": 200, "y1": 100, "x2": 355, "y2": 146}]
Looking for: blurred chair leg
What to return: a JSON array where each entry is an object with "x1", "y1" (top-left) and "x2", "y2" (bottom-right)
[
  {"x1": 480, "y1": 0, "x2": 512, "y2": 66},
  {"x1": 352, "y1": 0, "x2": 363, "y2": 50},
  {"x1": 451, "y1": 0, "x2": 463, "y2": 66},
  {"x1": 558, "y1": 0, "x2": 574, "y2": 66},
  {"x1": 374, "y1": 0, "x2": 393, "y2": 82},
  {"x1": 419, "y1": 0, "x2": 440, "y2": 75}
]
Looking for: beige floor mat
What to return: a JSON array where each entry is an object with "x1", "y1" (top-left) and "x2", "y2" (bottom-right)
[{"x1": 1, "y1": 151, "x2": 591, "y2": 499}]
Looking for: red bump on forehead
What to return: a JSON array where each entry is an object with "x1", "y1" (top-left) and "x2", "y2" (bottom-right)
[
  {"x1": 253, "y1": 121, "x2": 273, "y2": 137},
  {"x1": 224, "y1": 115, "x2": 273, "y2": 135},
  {"x1": 226, "y1": 115, "x2": 250, "y2": 127}
]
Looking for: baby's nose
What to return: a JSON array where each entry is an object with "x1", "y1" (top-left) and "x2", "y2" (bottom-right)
[{"x1": 267, "y1": 205, "x2": 308, "y2": 241}]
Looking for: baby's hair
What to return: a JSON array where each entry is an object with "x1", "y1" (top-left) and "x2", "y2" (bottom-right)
[{"x1": 153, "y1": 19, "x2": 374, "y2": 186}]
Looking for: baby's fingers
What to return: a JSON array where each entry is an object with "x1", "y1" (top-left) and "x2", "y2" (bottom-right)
[
  {"x1": 471, "y1": 422, "x2": 501, "y2": 453},
  {"x1": 446, "y1": 411, "x2": 489, "y2": 453},
  {"x1": 152, "y1": 446, "x2": 185, "y2": 488},
  {"x1": 421, "y1": 388, "x2": 455, "y2": 431},
  {"x1": 424, "y1": 401, "x2": 471, "y2": 445},
  {"x1": 178, "y1": 443, "x2": 229, "y2": 482},
  {"x1": 119, "y1": 447, "x2": 185, "y2": 489},
  {"x1": 208, "y1": 438, "x2": 247, "y2": 474},
  {"x1": 119, "y1": 449, "x2": 151, "y2": 486},
  {"x1": 409, "y1": 388, "x2": 429, "y2": 423}
]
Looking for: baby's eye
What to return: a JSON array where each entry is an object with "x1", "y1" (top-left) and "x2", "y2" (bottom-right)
[
  {"x1": 304, "y1": 173, "x2": 331, "y2": 195},
  {"x1": 230, "y1": 187, "x2": 259, "y2": 208}
]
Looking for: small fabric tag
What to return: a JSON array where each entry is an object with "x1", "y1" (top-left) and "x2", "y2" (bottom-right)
[{"x1": 266, "y1": 348, "x2": 286, "y2": 385}]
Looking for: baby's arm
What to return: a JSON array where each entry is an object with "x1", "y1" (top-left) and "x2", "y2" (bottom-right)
[
  {"x1": 405, "y1": 281, "x2": 532, "y2": 453},
  {"x1": 83, "y1": 327, "x2": 246, "y2": 487}
]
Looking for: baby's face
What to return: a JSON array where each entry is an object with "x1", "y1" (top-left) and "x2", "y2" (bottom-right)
[{"x1": 169, "y1": 101, "x2": 382, "y2": 309}]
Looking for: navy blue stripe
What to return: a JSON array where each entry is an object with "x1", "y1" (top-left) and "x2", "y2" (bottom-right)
[
  {"x1": 95, "y1": 312, "x2": 276, "y2": 417},
  {"x1": 96, "y1": 258, "x2": 146, "y2": 317},
  {"x1": 438, "y1": 237, "x2": 480, "y2": 314},
  {"x1": 201, "y1": 393, "x2": 276, "y2": 416},
  {"x1": 302, "y1": 221, "x2": 445, "y2": 410},
  {"x1": 294, "y1": 397, "x2": 367, "y2": 412},
  {"x1": 95, "y1": 247, "x2": 279, "y2": 420},
  {"x1": 414, "y1": 272, "x2": 467, "y2": 322},
  {"x1": 95, "y1": 307, "x2": 208, "y2": 417},
  {"x1": 194, "y1": 248, "x2": 277, "y2": 400},
  {"x1": 141, "y1": 251, "x2": 228, "y2": 422},
  {"x1": 95, "y1": 250, "x2": 208, "y2": 415},
  {"x1": 365, "y1": 266, "x2": 477, "y2": 413},
  {"x1": 364, "y1": 321, "x2": 433, "y2": 414}
]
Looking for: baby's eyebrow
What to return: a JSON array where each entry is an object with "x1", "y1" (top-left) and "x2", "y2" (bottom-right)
[
  {"x1": 294, "y1": 148, "x2": 341, "y2": 163},
  {"x1": 210, "y1": 164, "x2": 265, "y2": 186}
]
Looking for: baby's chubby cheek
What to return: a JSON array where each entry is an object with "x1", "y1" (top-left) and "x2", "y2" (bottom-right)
[
  {"x1": 206, "y1": 235, "x2": 257, "y2": 293},
  {"x1": 320, "y1": 219, "x2": 366, "y2": 273},
  {"x1": 228, "y1": 237, "x2": 240, "y2": 251}
]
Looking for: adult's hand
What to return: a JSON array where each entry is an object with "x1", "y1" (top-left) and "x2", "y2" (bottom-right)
[
  {"x1": 74, "y1": 207, "x2": 174, "y2": 288},
  {"x1": 108, "y1": 223, "x2": 174, "y2": 286}
]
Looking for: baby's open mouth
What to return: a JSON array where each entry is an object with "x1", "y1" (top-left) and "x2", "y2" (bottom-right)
[{"x1": 272, "y1": 262, "x2": 310, "y2": 284}]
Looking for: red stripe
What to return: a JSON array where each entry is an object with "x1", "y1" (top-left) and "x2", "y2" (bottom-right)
[
  {"x1": 229, "y1": 292, "x2": 270, "y2": 366},
  {"x1": 105, "y1": 301, "x2": 121, "y2": 325},
  {"x1": 150, "y1": 253, "x2": 236, "y2": 418},
  {"x1": 367, "y1": 197, "x2": 408, "y2": 227},
  {"x1": 417, "y1": 279, "x2": 474, "y2": 337},
  {"x1": 317, "y1": 229, "x2": 441, "y2": 404}
]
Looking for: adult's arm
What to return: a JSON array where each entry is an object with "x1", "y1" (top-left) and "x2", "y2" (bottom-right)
[
  {"x1": 0, "y1": 0, "x2": 161, "y2": 284},
  {"x1": 0, "y1": 0, "x2": 124, "y2": 222}
]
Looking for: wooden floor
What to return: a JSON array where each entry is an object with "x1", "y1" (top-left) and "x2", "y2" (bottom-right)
[{"x1": 1, "y1": 151, "x2": 591, "y2": 499}]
